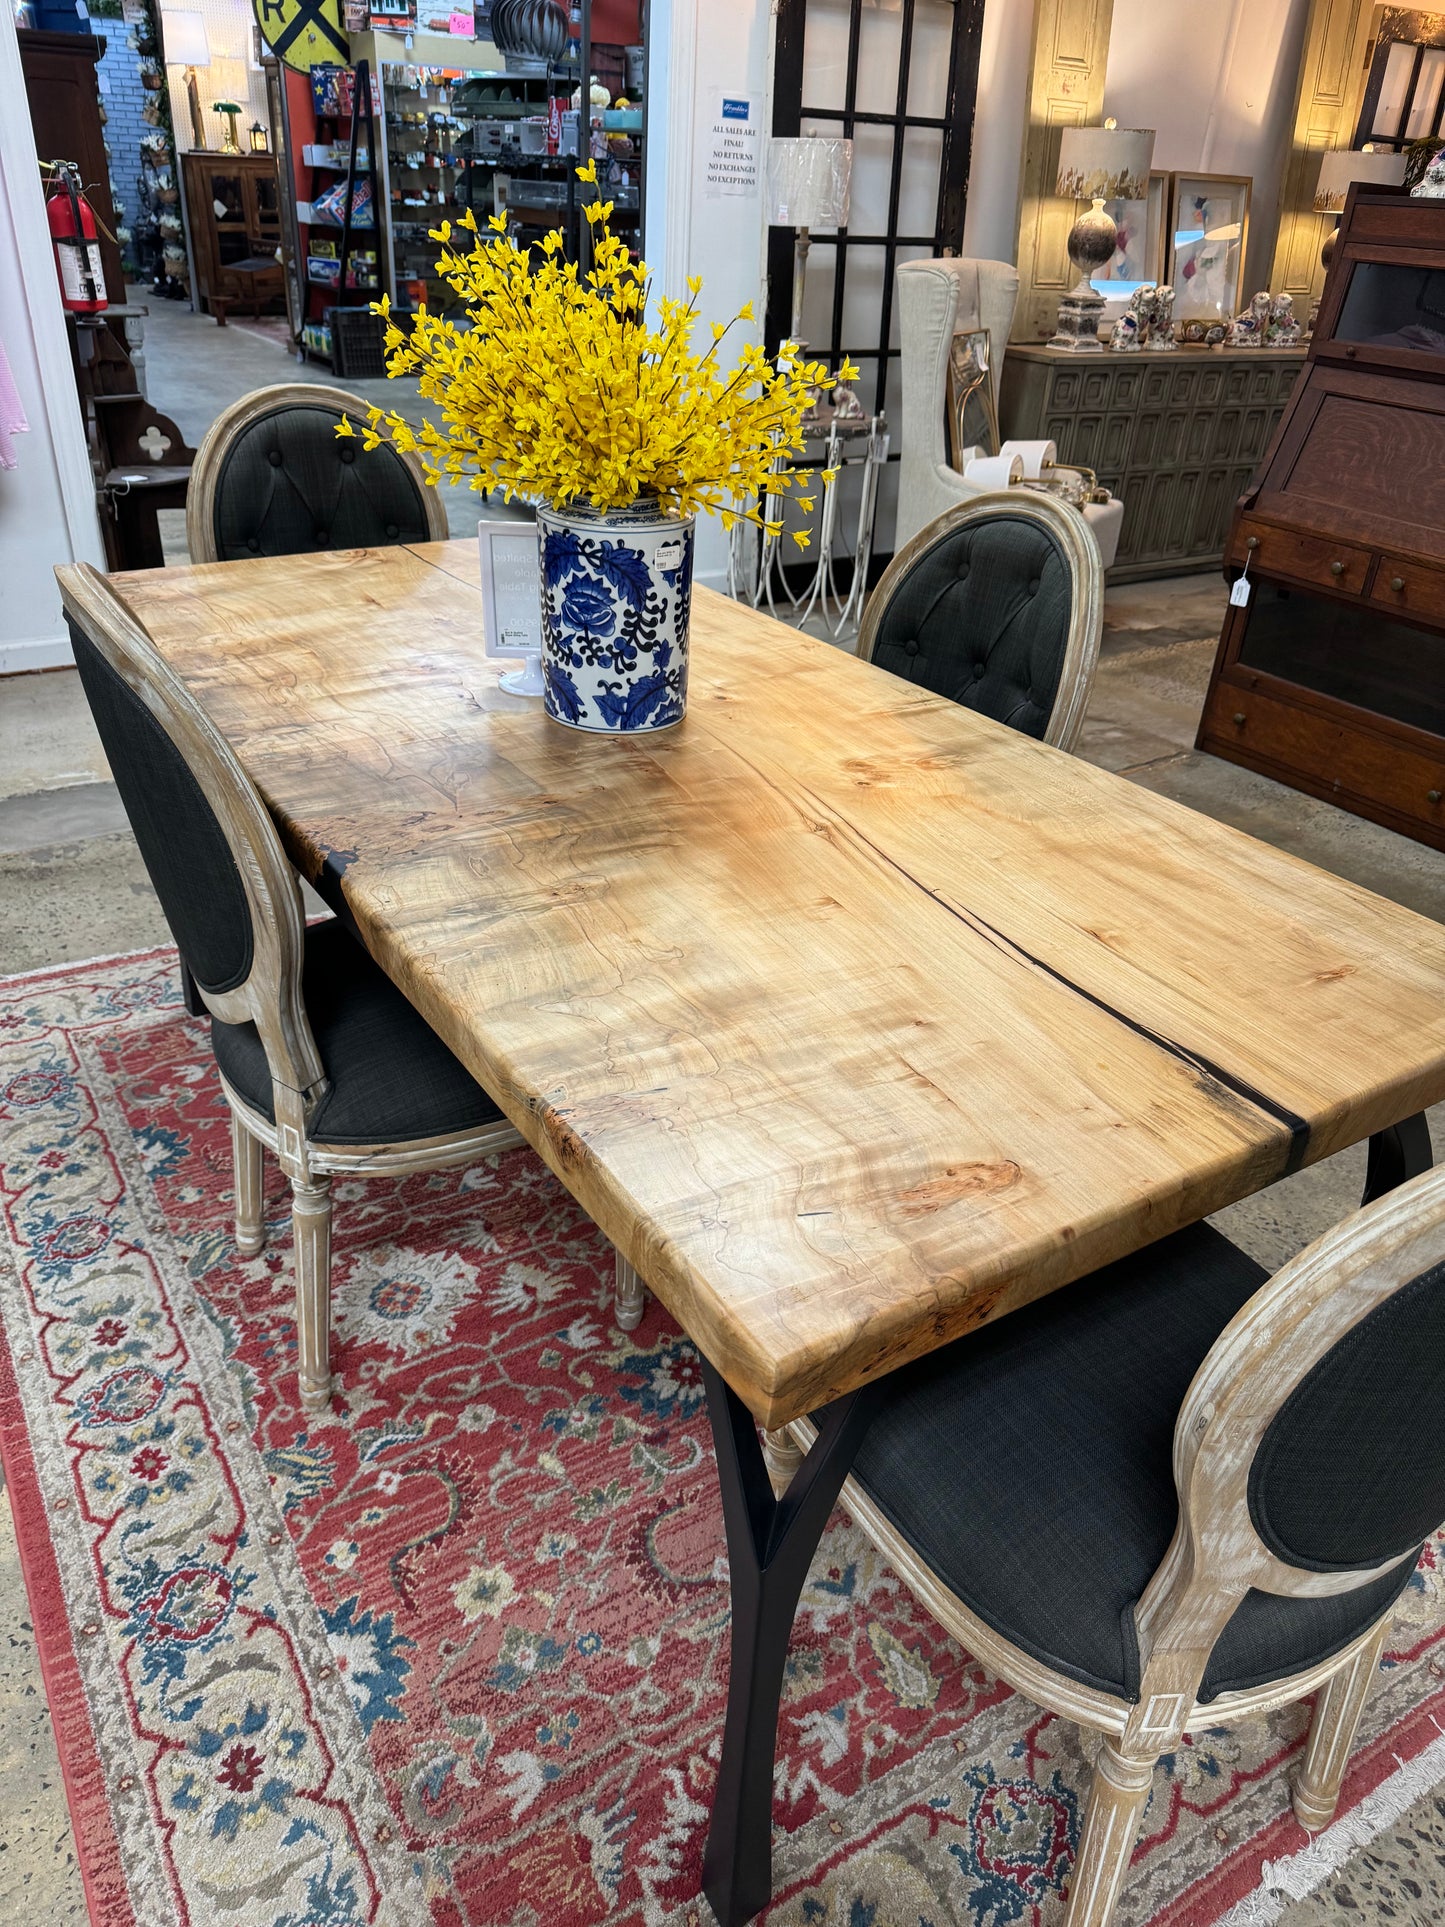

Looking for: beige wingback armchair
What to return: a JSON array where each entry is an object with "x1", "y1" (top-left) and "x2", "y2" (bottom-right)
[{"x1": 895, "y1": 257, "x2": 1123, "y2": 568}]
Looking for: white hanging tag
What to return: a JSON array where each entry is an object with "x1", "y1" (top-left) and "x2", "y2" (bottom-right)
[{"x1": 1230, "y1": 575, "x2": 1252, "y2": 607}]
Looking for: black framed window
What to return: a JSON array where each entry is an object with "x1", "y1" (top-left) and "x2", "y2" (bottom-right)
[
  {"x1": 767, "y1": 0, "x2": 985, "y2": 561},
  {"x1": 1355, "y1": 34, "x2": 1445, "y2": 148}
]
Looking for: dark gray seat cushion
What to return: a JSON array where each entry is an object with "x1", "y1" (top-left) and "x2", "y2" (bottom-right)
[
  {"x1": 211, "y1": 920, "x2": 506, "y2": 1147},
  {"x1": 211, "y1": 404, "x2": 432, "y2": 561},
  {"x1": 868, "y1": 516, "x2": 1073, "y2": 738},
  {"x1": 843, "y1": 1221, "x2": 1418, "y2": 1704}
]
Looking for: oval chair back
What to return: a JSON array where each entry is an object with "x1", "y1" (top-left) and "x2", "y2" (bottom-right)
[
  {"x1": 56, "y1": 562, "x2": 323, "y2": 1110},
  {"x1": 186, "y1": 382, "x2": 447, "y2": 564},
  {"x1": 1132, "y1": 1161, "x2": 1445, "y2": 1716},
  {"x1": 856, "y1": 490, "x2": 1103, "y2": 753}
]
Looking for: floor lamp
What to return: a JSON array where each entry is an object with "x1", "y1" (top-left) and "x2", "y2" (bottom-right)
[
  {"x1": 163, "y1": 11, "x2": 211, "y2": 153},
  {"x1": 766, "y1": 135, "x2": 853, "y2": 350}
]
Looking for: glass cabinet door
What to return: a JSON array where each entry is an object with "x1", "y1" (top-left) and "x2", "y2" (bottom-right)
[
  {"x1": 1237, "y1": 583, "x2": 1445, "y2": 736},
  {"x1": 249, "y1": 169, "x2": 281, "y2": 234},
  {"x1": 1334, "y1": 262, "x2": 1445, "y2": 357}
]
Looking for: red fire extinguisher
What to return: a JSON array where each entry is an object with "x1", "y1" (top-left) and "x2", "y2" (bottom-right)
[{"x1": 45, "y1": 162, "x2": 107, "y2": 314}]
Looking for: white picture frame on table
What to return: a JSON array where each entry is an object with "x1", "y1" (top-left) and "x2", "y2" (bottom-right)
[{"x1": 479, "y1": 519, "x2": 544, "y2": 696}]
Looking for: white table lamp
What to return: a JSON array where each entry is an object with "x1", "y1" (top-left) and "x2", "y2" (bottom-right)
[
  {"x1": 1314, "y1": 148, "x2": 1407, "y2": 268},
  {"x1": 1051, "y1": 121, "x2": 1156, "y2": 352},
  {"x1": 1314, "y1": 147, "x2": 1407, "y2": 211},
  {"x1": 163, "y1": 11, "x2": 211, "y2": 153},
  {"x1": 767, "y1": 135, "x2": 853, "y2": 347}
]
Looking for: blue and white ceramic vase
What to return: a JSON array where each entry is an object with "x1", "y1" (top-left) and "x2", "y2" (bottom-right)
[{"x1": 537, "y1": 497, "x2": 694, "y2": 733}]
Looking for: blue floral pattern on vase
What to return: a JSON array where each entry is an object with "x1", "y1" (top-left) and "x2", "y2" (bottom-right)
[{"x1": 537, "y1": 499, "x2": 694, "y2": 733}]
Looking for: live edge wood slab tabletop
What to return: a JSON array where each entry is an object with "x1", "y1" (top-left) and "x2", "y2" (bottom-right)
[{"x1": 113, "y1": 538, "x2": 1445, "y2": 1429}]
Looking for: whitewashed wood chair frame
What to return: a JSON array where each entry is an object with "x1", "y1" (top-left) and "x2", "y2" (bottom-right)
[
  {"x1": 766, "y1": 1163, "x2": 1445, "y2": 1927},
  {"x1": 185, "y1": 381, "x2": 449, "y2": 566},
  {"x1": 58, "y1": 563, "x2": 531, "y2": 1410},
  {"x1": 855, "y1": 489, "x2": 1103, "y2": 754}
]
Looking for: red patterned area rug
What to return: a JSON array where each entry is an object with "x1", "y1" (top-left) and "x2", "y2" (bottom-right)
[{"x1": 3, "y1": 947, "x2": 1445, "y2": 1927}]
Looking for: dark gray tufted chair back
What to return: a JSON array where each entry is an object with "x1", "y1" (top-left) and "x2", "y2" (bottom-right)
[
  {"x1": 209, "y1": 401, "x2": 435, "y2": 561},
  {"x1": 68, "y1": 615, "x2": 256, "y2": 996},
  {"x1": 1248, "y1": 1257, "x2": 1445, "y2": 1576},
  {"x1": 866, "y1": 513, "x2": 1074, "y2": 738}
]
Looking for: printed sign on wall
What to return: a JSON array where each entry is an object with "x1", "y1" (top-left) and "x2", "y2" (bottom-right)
[{"x1": 704, "y1": 95, "x2": 759, "y2": 201}]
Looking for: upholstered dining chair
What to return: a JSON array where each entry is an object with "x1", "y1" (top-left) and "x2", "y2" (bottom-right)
[
  {"x1": 855, "y1": 490, "x2": 1104, "y2": 753},
  {"x1": 768, "y1": 1157, "x2": 1445, "y2": 1927},
  {"x1": 57, "y1": 560, "x2": 532, "y2": 1411},
  {"x1": 185, "y1": 381, "x2": 447, "y2": 564}
]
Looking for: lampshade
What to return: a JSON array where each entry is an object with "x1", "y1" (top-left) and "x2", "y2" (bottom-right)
[
  {"x1": 1056, "y1": 125, "x2": 1155, "y2": 201},
  {"x1": 163, "y1": 11, "x2": 211, "y2": 67},
  {"x1": 767, "y1": 137, "x2": 852, "y2": 230},
  {"x1": 1314, "y1": 148, "x2": 1406, "y2": 211}
]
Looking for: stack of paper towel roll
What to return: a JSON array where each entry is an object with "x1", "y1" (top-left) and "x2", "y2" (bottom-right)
[{"x1": 960, "y1": 440, "x2": 1057, "y2": 490}]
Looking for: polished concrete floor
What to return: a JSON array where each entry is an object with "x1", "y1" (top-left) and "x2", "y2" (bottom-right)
[{"x1": 2, "y1": 300, "x2": 1445, "y2": 1921}]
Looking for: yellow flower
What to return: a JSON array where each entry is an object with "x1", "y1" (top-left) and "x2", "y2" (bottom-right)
[{"x1": 336, "y1": 205, "x2": 851, "y2": 533}]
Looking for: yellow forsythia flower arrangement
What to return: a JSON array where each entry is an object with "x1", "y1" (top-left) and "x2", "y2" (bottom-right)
[{"x1": 336, "y1": 165, "x2": 856, "y2": 547}]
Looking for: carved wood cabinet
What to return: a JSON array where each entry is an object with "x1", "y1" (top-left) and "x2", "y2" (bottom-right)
[
  {"x1": 181, "y1": 152, "x2": 284, "y2": 320},
  {"x1": 1197, "y1": 185, "x2": 1445, "y2": 852},
  {"x1": 999, "y1": 344, "x2": 1306, "y2": 581}
]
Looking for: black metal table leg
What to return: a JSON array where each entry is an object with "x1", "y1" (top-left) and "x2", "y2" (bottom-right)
[
  {"x1": 179, "y1": 958, "x2": 205, "y2": 1018},
  {"x1": 1362, "y1": 1113, "x2": 1432, "y2": 1204},
  {"x1": 700, "y1": 1360, "x2": 879, "y2": 1927}
]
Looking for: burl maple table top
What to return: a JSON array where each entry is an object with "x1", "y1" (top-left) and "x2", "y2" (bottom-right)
[{"x1": 113, "y1": 538, "x2": 1445, "y2": 1426}]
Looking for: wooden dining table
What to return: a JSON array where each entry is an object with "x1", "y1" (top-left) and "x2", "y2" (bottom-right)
[{"x1": 111, "y1": 536, "x2": 1445, "y2": 1924}]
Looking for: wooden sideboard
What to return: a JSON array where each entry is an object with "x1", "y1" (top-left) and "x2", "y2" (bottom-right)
[
  {"x1": 1197, "y1": 186, "x2": 1445, "y2": 853},
  {"x1": 1000, "y1": 344, "x2": 1306, "y2": 581}
]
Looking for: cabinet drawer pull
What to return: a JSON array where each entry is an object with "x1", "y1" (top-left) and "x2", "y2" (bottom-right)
[
  {"x1": 1430, "y1": 790, "x2": 1443, "y2": 806},
  {"x1": 1233, "y1": 712, "x2": 1247, "y2": 726},
  {"x1": 1330, "y1": 559, "x2": 1346, "y2": 576},
  {"x1": 1391, "y1": 575, "x2": 1406, "y2": 591},
  {"x1": 1246, "y1": 535, "x2": 1260, "y2": 550}
]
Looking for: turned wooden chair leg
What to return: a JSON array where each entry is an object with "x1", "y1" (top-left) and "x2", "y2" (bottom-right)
[
  {"x1": 291, "y1": 1175, "x2": 334, "y2": 1413},
  {"x1": 1065, "y1": 1738, "x2": 1159, "y2": 1927},
  {"x1": 232, "y1": 1114, "x2": 266, "y2": 1257},
  {"x1": 615, "y1": 1252, "x2": 646, "y2": 1331},
  {"x1": 761, "y1": 1424, "x2": 806, "y2": 1499},
  {"x1": 1293, "y1": 1621, "x2": 1390, "y2": 1831}
]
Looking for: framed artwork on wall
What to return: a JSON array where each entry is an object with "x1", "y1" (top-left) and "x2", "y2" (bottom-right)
[
  {"x1": 1091, "y1": 169, "x2": 1169, "y2": 299},
  {"x1": 1169, "y1": 173, "x2": 1251, "y2": 323}
]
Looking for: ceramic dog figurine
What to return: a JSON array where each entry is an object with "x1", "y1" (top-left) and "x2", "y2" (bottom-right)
[
  {"x1": 1152, "y1": 283, "x2": 1177, "y2": 350},
  {"x1": 1267, "y1": 291, "x2": 1301, "y2": 347},
  {"x1": 1108, "y1": 311, "x2": 1141, "y2": 352},
  {"x1": 1227, "y1": 290, "x2": 1271, "y2": 347}
]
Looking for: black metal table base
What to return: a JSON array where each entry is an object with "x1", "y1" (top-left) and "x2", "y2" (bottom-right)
[
  {"x1": 698, "y1": 1114, "x2": 1433, "y2": 1926},
  {"x1": 699, "y1": 1362, "x2": 878, "y2": 1926},
  {"x1": 1362, "y1": 1113, "x2": 1433, "y2": 1203}
]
